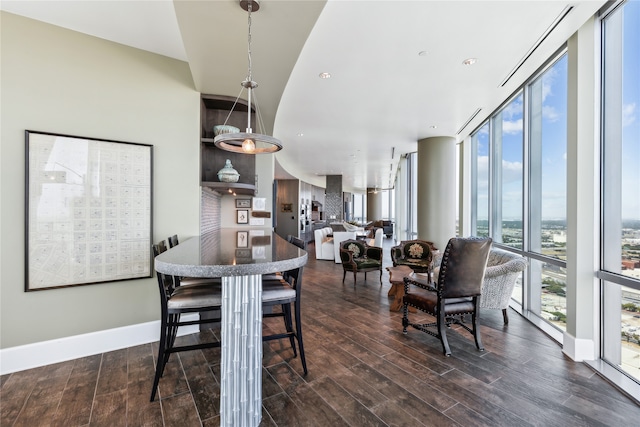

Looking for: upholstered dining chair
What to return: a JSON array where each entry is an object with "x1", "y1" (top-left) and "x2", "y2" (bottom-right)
[
  {"x1": 402, "y1": 236, "x2": 492, "y2": 356},
  {"x1": 339, "y1": 239, "x2": 383, "y2": 285},
  {"x1": 150, "y1": 241, "x2": 222, "y2": 401},
  {"x1": 431, "y1": 247, "x2": 528, "y2": 324},
  {"x1": 261, "y1": 235, "x2": 308, "y2": 375},
  {"x1": 167, "y1": 234, "x2": 179, "y2": 248},
  {"x1": 164, "y1": 235, "x2": 218, "y2": 287}
]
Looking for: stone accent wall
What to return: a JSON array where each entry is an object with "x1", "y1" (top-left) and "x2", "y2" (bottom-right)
[
  {"x1": 201, "y1": 188, "x2": 221, "y2": 234},
  {"x1": 197, "y1": 193, "x2": 222, "y2": 329},
  {"x1": 325, "y1": 175, "x2": 343, "y2": 222}
]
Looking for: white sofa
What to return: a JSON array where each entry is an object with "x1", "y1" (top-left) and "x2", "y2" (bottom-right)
[
  {"x1": 329, "y1": 221, "x2": 365, "y2": 233},
  {"x1": 314, "y1": 227, "x2": 334, "y2": 260},
  {"x1": 314, "y1": 227, "x2": 357, "y2": 262},
  {"x1": 332, "y1": 231, "x2": 356, "y2": 263},
  {"x1": 367, "y1": 228, "x2": 383, "y2": 248}
]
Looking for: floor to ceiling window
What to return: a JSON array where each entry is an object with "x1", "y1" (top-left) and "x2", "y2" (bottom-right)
[
  {"x1": 380, "y1": 189, "x2": 394, "y2": 222},
  {"x1": 601, "y1": 0, "x2": 640, "y2": 383},
  {"x1": 528, "y1": 54, "x2": 569, "y2": 330},
  {"x1": 352, "y1": 193, "x2": 365, "y2": 224},
  {"x1": 407, "y1": 152, "x2": 418, "y2": 240},
  {"x1": 471, "y1": 123, "x2": 490, "y2": 238},
  {"x1": 493, "y1": 93, "x2": 524, "y2": 249},
  {"x1": 470, "y1": 51, "x2": 568, "y2": 330}
]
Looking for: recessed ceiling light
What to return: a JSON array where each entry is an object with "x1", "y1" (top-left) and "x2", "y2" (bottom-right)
[
  {"x1": 297, "y1": 133, "x2": 304, "y2": 137},
  {"x1": 462, "y1": 58, "x2": 477, "y2": 66},
  {"x1": 319, "y1": 72, "x2": 331, "y2": 79}
]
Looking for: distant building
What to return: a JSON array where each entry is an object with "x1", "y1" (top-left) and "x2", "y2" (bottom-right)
[
  {"x1": 553, "y1": 231, "x2": 567, "y2": 244},
  {"x1": 622, "y1": 259, "x2": 640, "y2": 270}
]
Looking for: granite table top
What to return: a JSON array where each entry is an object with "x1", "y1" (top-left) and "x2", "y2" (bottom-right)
[{"x1": 154, "y1": 229, "x2": 307, "y2": 278}]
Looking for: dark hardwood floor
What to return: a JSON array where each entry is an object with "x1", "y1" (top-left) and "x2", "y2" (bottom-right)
[{"x1": 2, "y1": 238, "x2": 639, "y2": 426}]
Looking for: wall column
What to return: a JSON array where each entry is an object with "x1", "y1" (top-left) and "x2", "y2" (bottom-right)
[
  {"x1": 366, "y1": 189, "x2": 382, "y2": 221},
  {"x1": 564, "y1": 18, "x2": 598, "y2": 361},
  {"x1": 325, "y1": 175, "x2": 343, "y2": 222},
  {"x1": 417, "y1": 136, "x2": 457, "y2": 251}
]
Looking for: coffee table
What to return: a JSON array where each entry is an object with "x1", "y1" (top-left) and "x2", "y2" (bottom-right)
[{"x1": 387, "y1": 265, "x2": 435, "y2": 311}]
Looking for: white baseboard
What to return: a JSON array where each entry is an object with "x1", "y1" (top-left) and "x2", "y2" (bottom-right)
[
  {"x1": 562, "y1": 331, "x2": 596, "y2": 361},
  {"x1": 0, "y1": 315, "x2": 199, "y2": 375}
]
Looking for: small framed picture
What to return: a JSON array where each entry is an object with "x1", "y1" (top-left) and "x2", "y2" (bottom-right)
[
  {"x1": 235, "y1": 248, "x2": 251, "y2": 258},
  {"x1": 252, "y1": 246, "x2": 266, "y2": 259},
  {"x1": 237, "y1": 210, "x2": 249, "y2": 224},
  {"x1": 249, "y1": 218, "x2": 265, "y2": 226},
  {"x1": 252, "y1": 197, "x2": 266, "y2": 211},
  {"x1": 237, "y1": 231, "x2": 249, "y2": 248},
  {"x1": 236, "y1": 199, "x2": 251, "y2": 208}
]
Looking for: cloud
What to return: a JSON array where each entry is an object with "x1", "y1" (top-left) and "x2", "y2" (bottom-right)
[
  {"x1": 502, "y1": 95, "x2": 523, "y2": 119},
  {"x1": 473, "y1": 125, "x2": 490, "y2": 153},
  {"x1": 541, "y1": 66, "x2": 558, "y2": 102},
  {"x1": 502, "y1": 118, "x2": 523, "y2": 134},
  {"x1": 476, "y1": 155, "x2": 489, "y2": 192},
  {"x1": 477, "y1": 155, "x2": 488, "y2": 171},
  {"x1": 475, "y1": 156, "x2": 522, "y2": 188},
  {"x1": 542, "y1": 105, "x2": 560, "y2": 122},
  {"x1": 502, "y1": 159, "x2": 523, "y2": 184},
  {"x1": 623, "y1": 102, "x2": 636, "y2": 126}
]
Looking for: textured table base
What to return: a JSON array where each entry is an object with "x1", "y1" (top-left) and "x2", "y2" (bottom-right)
[
  {"x1": 220, "y1": 274, "x2": 262, "y2": 426},
  {"x1": 387, "y1": 265, "x2": 421, "y2": 312}
]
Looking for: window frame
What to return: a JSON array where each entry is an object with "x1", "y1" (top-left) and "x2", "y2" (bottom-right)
[{"x1": 468, "y1": 48, "x2": 570, "y2": 331}]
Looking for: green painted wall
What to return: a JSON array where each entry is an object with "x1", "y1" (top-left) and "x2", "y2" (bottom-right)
[{"x1": 0, "y1": 12, "x2": 200, "y2": 348}]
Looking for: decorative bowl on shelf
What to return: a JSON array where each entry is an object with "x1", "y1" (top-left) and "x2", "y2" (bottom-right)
[
  {"x1": 217, "y1": 159, "x2": 240, "y2": 183},
  {"x1": 213, "y1": 125, "x2": 240, "y2": 136}
]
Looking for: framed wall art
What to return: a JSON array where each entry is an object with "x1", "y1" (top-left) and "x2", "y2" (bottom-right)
[
  {"x1": 235, "y1": 248, "x2": 251, "y2": 259},
  {"x1": 237, "y1": 231, "x2": 249, "y2": 248},
  {"x1": 235, "y1": 198, "x2": 251, "y2": 208},
  {"x1": 237, "y1": 209, "x2": 249, "y2": 224},
  {"x1": 25, "y1": 130, "x2": 153, "y2": 291},
  {"x1": 252, "y1": 197, "x2": 266, "y2": 211}
]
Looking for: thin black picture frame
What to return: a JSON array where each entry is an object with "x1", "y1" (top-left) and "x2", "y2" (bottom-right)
[
  {"x1": 237, "y1": 209, "x2": 249, "y2": 224},
  {"x1": 235, "y1": 198, "x2": 251, "y2": 208},
  {"x1": 25, "y1": 130, "x2": 153, "y2": 291},
  {"x1": 237, "y1": 231, "x2": 249, "y2": 248}
]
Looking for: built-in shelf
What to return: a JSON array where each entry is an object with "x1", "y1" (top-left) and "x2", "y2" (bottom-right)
[
  {"x1": 200, "y1": 94, "x2": 256, "y2": 194},
  {"x1": 201, "y1": 181, "x2": 256, "y2": 196}
]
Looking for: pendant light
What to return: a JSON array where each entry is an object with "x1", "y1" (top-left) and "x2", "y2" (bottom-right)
[{"x1": 214, "y1": 0, "x2": 283, "y2": 154}]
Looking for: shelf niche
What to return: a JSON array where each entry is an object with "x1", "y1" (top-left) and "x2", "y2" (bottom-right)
[{"x1": 200, "y1": 94, "x2": 256, "y2": 195}]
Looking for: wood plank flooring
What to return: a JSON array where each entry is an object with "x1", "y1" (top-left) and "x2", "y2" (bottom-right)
[{"x1": 2, "y1": 238, "x2": 639, "y2": 426}]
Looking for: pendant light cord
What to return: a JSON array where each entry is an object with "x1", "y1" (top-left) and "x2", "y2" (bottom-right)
[
  {"x1": 247, "y1": 2, "x2": 253, "y2": 83},
  {"x1": 245, "y1": 2, "x2": 253, "y2": 133}
]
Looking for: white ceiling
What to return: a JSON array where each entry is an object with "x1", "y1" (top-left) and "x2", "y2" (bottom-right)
[{"x1": 1, "y1": 0, "x2": 606, "y2": 193}]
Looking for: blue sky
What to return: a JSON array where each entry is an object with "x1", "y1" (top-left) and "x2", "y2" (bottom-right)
[
  {"x1": 475, "y1": 0, "x2": 640, "y2": 224},
  {"x1": 621, "y1": 0, "x2": 640, "y2": 221},
  {"x1": 475, "y1": 55, "x2": 567, "y2": 221}
]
